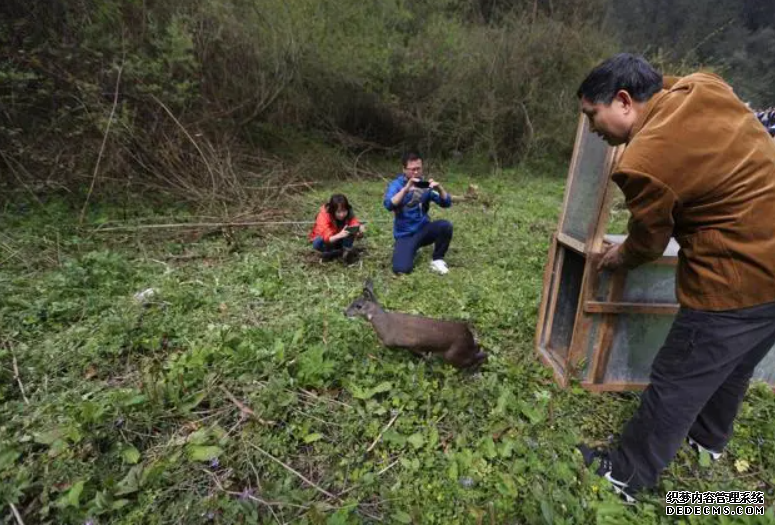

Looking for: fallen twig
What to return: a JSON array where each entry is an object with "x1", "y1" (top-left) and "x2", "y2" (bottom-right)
[
  {"x1": 220, "y1": 385, "x2": 275, "y2": 425},
  {"x1": 297, "y1": 388, "x2": 353, "y2": 409},
  {"x1": 366, "y1": 411, "x2": 401, "y2": 453},
  {"x1": 93, "y1": 221, "x2": 315, "y2": 233},
  {"x1": 151, "y1": 94, "x2": 217, "y2": 201},
  {"x1": 10, "y1": 503, "x2": 25, "y2": 525},
  {"x1": 245, "y1": 181, "x2": 320, "y2": 190},
  {"x1": 8, "y1": 345, "x2": 29, "y2": 405},
  {"x1": 0, "y1": 246, "x2": 23, "y2": 267},
  {"x1": 204, "y1": 468, "x2": 306, "y2": 518},
  {"x1": 337, "y1": 459, "x2": 399, "y2": 498},
  {"x1": 249, "y1": 443, "x2": 338, "y2": 500},
  {"x1": 80, "y1": 63, "x2": 123, "y2": 224},
  {"x1": 92, "y1": 219, "x2": 390, "y2": 233}
]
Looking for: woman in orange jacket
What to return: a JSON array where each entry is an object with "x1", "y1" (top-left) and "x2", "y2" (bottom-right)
[{"x1": 308, "y1": 194, "x2": 363, "y2": 262}]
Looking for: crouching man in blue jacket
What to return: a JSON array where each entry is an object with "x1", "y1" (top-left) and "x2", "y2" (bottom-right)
[{"x1": 383, "y1": 152, "x2": 453, "y2": 275}]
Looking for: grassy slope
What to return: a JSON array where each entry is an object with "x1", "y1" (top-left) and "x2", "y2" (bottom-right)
[{"x1": 1, "y1": 170, "x2": 774, "y2": 525}]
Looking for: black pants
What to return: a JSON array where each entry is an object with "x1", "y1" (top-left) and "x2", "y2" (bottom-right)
[
  {"x1": 610, "y1": 300, "x2": 775, "y2": 491},
  {"x1": 391, "y1": 220, "x2": 453, "y2": 274}
]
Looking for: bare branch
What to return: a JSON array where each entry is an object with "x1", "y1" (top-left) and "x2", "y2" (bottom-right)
[
  {"x1": 80, "y1": 64, "x2": 123, "y2": 225},
  {"x1": 249, "y1": 443, "x2": 338, "y2": 500},
  {"x1": 366, "y1": 411, "x2": 401, "y2": 453}
]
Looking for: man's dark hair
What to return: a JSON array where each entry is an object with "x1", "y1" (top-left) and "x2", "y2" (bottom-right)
[
  {"x1": 577, "y1": 53, "x2": 663, "y2": 104},
  {"x1": 401, "y1": 151, "x2": 422, "y2": 167}
]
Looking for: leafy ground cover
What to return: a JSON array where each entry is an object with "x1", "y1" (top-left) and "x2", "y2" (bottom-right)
[{"x1": 1, "y1": 170, "x2": 774, "y2": 524}]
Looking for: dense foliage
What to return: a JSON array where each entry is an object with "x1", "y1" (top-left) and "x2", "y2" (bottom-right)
[{"x1": 1, "y1": 0, "x2": 614, "y2": 195}]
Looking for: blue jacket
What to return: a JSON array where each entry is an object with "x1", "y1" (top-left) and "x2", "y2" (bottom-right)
[{"x1": 383, "y1": 174, "x2": 452, "y2": 238}]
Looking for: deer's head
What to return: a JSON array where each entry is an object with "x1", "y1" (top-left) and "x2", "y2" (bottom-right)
[{"x1": 344, "y1": 279, "x2": 381, "y2": 319}]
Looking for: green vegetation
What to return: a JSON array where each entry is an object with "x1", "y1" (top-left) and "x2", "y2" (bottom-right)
[
  {"x1": 2, "y1": 172, "x2": 773, "y2": 523},
  {"x1": 3, "y1": 0, "x2": 775, "y2": 522},
  {"x1": 1, "y1": 0, "x2": 615, "y2": 200}
]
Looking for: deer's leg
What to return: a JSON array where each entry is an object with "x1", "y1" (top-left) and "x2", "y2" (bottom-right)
[
  {"x1": 405, "y1": 347, "x2": 427, "y2": 358},
  {"x1": 443, "y1": 342, "x2": 473, "y2": 368},
  {"x1": 445, "y1": 342, "x2": 487, "y2": 369}
]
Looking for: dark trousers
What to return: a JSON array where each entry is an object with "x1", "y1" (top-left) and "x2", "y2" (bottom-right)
[
  {"x1": 610, "y1": 300, "x2": 775, "y2": 491},
  {"x1": 312, "y1": 235, "x2": 354, "y2": 253},
  {"x1": 392, "y1": 220, "x2": 453, "y2": 274}
]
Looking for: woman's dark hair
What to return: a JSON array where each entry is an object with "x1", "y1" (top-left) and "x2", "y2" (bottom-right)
[
  {"x1": 577, "y1": 53, "x2": 663, "y2": 104},
  {"x1": 325, "y1": 194, "x2": 353, "y2": 222}
]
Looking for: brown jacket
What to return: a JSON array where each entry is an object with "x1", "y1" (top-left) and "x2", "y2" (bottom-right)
[{"x1": 614, "y1": 73, "x2": 775, "y2": 310}]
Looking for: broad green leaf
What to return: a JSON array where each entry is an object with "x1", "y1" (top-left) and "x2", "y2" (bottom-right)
[
  {"x1": 540, "y1": 500, "x2": 553, "y2": 524},
  {"x1": 116, "y1": 465, "x2": 143, "y2": 496},
  {"x1": 447, "y1": 460, "x2": 458, "y2": 481},
  {"x1": 428, "y1": 427, "x2": 439, "y2": 449},
  {"x1": 481, "y1": 436, "x2": 497, "y2": 459},
  {"x1": 181, "y1": 392, "x2": 206, "y2": 412},
  {"x1": 382, "y1": 430, "x2": 406, "y2": 446},
  {"x1": 351, "y1": 381, "x2": 392, "y2": 400},
  {"x1": 94, "y1": 490, "x2": 111, "y2": 510},
  {"x1": 0, "y1": 448, "x2": 20, "y2": 469},
  {"x1": 187, "y1": 428, "x2": 210, "y2": 445},
  {"x1": 123, "y1": 394, "x2": 147, "y2": 407},
  {"x1": 499, "y1": 438, "x2": 515, "y2": 459},
  {"x1": 304, "y1": 433, "x2": 323, "y2": 443},
  {"x1": 34, "y1": 430, "x2": 62, "y2": 445},
  {"x1": 519, "y1": 403, "x2": 543, "y2": 424},
  {"x1": 57, "y1": 480, "x2": 84, "y2": 508},
  {"x1": 121, "y1": 445, "x2": 141, "y2": 464},
  {"x1": 349, "y1": 385, "x2": 369, "y2": 400},
  {"x1": 187, "y1": 445, "x2": 223, "y2": 462},
  {"x1": 494, "y1": 387, "x2": 512, "y2": 415},
  {"x1": 370, "y1": 381, "x2": 392, "y2": 395},
  {"x1": 407, "y1": 433, "x2": 425, "y2": 450},
  {"x1": 393, "y1": 510, "x2": 412, "y2": 523}
]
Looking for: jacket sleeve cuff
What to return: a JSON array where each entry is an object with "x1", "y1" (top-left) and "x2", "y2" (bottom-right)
[{"x1": 619, "y1": 237, "x2": 664, "y2": 269}]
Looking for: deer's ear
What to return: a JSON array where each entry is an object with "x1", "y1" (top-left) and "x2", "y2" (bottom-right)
[{"x1": 363, "y1": 278, "x2": 376, "y2": 301}]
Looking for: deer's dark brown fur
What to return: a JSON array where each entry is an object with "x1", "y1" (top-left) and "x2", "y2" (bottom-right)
[{"x1": 345, "y1": 279, "x2": 487, "y2": 369}]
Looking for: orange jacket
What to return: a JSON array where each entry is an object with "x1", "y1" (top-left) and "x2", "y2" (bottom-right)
[{"x1": 308, "y1": 205, "x2": 361, "y2": 243}]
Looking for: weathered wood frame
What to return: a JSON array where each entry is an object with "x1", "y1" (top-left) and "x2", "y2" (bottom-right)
[
  {"x1": 537, "y1": 114, "x2": 775, "y2": 391},
  {"x1": 535, "y1": 115, "x2": 683, "y2": 391}
]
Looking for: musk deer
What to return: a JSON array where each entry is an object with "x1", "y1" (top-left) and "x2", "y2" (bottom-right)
[{"x1": 344, "y1": 279, "x2": 487, "y2": 369}]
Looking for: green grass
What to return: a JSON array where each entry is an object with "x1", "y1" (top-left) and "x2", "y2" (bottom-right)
[{"x1": 1, "y1": 170, "x2": 774, "y2": 524}]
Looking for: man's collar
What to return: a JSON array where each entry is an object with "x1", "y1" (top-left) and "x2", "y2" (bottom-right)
[
  {"x1": 630, "y1": 91, "x2": 665, "y2": 139},
  {"x1": 629, "y1": 76, "x2": 680, "y2": 140}
]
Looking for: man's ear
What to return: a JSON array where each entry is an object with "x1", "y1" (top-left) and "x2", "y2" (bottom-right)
[{"x1": 615, "y1": 90, "x2": 634, "y2": 113}]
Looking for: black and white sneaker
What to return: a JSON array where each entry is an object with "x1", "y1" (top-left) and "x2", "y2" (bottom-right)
[
  {"x1": 321, "y1": 249, "x2": 343, "y2": 262},
  {"x1": 577, "y1": 444, "x2": 637, "y2": 504},
  {"x1": 342, "y1": 247, "x2": 359, "y2": 265},
  {"x1": 687, "y1": 436, "x2": 723, "y2": 461}
]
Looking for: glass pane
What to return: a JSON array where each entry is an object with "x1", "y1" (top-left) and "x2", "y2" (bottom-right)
[
  {"x1": 753, "y1": 345, "x2": 775, "y2": 385},
  {"x1": 547, "y1": 248, "x2": 585, "y2": 361},
  {"x1": 603, "y1": 314, "x2": 673, "y2": 383},
  {"x1": 560, "y1": 127, "x2": 610, "y2": 244}
]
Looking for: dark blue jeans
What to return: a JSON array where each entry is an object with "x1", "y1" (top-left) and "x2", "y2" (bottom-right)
[
  {"x1": 610, "y1": 300, "x2": 775, "y2": 491},
  {"x1": 392, "y1": 220, "x2": 453, "y2": 274},
  {"x1": 312, "y1": 235, "x2": 354, "y2": 253}
]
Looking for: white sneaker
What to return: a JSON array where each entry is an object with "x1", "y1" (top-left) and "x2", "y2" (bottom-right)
[
  {"x1": 688, "y1": 436, "x2": 723, "y2": 461},
  {"x1": 430, "y1": 259, "x2": 449, "y2": 275}
]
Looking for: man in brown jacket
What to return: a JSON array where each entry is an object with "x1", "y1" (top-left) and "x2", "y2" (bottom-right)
[{"x1": 575, "y1": 54, "x2": 775, "y2": 501}]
